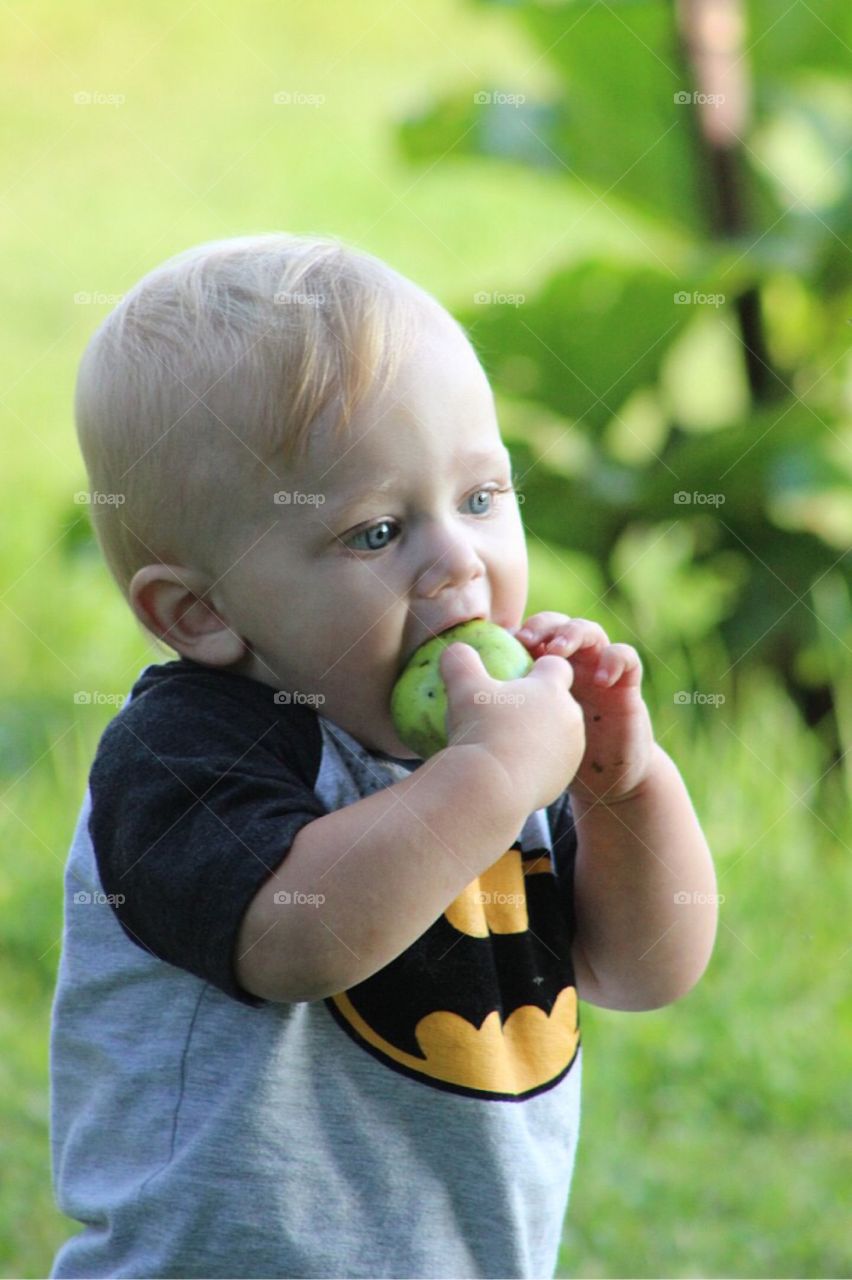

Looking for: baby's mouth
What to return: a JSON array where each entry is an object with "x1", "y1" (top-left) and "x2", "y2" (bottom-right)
[{"x1": 398, "y1": 614, "x2": 487, "y2": 674}]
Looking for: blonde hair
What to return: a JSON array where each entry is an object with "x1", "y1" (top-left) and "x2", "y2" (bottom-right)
[{"x1": 74, "y1": 232, "x2": 453, "y2": 605}]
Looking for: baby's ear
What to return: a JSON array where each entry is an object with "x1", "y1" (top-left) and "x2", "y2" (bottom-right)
[{"x1": 129, "y1": 564, "x2": 247, "y2": 666}]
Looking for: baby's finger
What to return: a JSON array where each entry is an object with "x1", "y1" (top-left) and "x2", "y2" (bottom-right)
[
  {"x1": 527, "y1": 652, "x2": 576, "y2": 690},
  {"x1": 591, "y1": 643, "x2": 643, "y2": 687},
  {"x1": 513, "y1": 612, "x2": 572, "y2": 647},
  {"x1": 544, "y1": 619, "x2": 610, "y2": 657}
]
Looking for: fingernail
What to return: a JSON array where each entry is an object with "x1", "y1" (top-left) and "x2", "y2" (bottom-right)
[{"x1": 517, "y1": 628, "x2": 532, "y2": 640}]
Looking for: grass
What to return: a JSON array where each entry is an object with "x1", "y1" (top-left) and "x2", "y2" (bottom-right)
[
  {"x1": 1, "y1": 2, "x2": 850, "y2": 1276},
  {"x1": 4, "y1": 648, "x2": 850, "y2": 1277},
  {"x1": 558, "y1": 665, "x2": 852, "y2": 1278}
]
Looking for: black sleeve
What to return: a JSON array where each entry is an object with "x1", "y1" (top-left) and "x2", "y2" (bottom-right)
[
  {"x1": 546, "y1": 788, "x2": 578, "y2": 936},
  {"x1": 88, "y1": 677, "x2": 329, "y2": 1007}
]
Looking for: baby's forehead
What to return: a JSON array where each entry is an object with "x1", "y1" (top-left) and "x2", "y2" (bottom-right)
[
  {"x1": 270, "y1": 299, "x2": 505, "y2": 498},
  {"x1": 302, "y1": 434, "x2": 511, "y2": 512}
]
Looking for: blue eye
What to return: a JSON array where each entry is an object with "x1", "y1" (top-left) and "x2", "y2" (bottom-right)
[
  {"x1": 467, "y1": 488, "x2": 494, "y2": 515},
  {"x1": 347, "y1": 519, "x2": 400, "y2": 552},
  {"x1": 344, "y1": 485, "x2": 512, "y2": 553}
]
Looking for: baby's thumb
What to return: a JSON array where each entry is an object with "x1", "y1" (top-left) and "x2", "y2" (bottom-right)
[{"x1": 439, "y1": 641, "x2": 486, "y2": 689}]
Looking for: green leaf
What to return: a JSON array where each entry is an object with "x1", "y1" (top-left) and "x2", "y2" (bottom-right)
[
  {"x1": 459, "y1": 260, "x2": 695, "y2": 431},
  {"x1": 745, "y1": 0, "x2": 852, "y2": 80},
  {"x1": 610, "y1": 520, "x2": 743, "y2": 644},
  {"x1": 507, "y1": 398, "x2": 852, "y2": 676},
  {"x1": 510, "y1": 1, "x2": 710, "y2": 233},
  {"x1": 397, "y1": 90, "x2": 567, "y2": 171}
]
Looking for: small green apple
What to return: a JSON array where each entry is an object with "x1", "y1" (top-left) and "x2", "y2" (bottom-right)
[{"x1": 390, "y1": 619, "x2": 533, "y2": 759}]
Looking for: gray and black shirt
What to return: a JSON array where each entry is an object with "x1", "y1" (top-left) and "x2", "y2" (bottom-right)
[{"x1": 50, "y1": 657, "x2": 583, "y2": 1278}]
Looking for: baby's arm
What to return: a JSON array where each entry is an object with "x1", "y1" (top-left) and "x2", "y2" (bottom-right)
[
  {"x1": 507, "y1": 612, "x2": 717, "y2": 1012},
  {"x1": 236, "y1": 744, "x2": 529, "y2": 1002},
  {"x1": 237, "y1": 647, "x2": 583, "y2": 1004},
  {"x1": 569, "y1": 743, "x2": 718, "y2": 1011}
]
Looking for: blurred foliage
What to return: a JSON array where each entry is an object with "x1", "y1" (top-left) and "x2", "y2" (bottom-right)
[
  {"x1": 395, "y1": 0, "x2": 852, "y2": 761},
  {"x1": 2, "y1": 4, "x2": 850, "y2": 1277}
]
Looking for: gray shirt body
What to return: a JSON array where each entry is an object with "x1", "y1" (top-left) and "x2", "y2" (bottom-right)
[{"x1": 49, "y1": 659, "x2": 583, "y2": 1278}]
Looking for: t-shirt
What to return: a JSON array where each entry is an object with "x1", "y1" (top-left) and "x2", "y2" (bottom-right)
[{"x1": 49, "y1": 656, "x2": 583, "y2": 1279}]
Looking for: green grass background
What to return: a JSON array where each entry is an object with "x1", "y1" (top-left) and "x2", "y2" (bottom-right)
[{"x1": 1, "y1": 2, "x2": 850, "y2": 1276}]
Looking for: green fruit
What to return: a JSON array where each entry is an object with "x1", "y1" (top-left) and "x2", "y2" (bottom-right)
[{"x1": 390, "y1": 619, "x2": 533, "y2": 759}]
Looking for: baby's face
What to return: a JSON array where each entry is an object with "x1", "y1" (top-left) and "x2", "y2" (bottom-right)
[{"x1": 219, "y1": 315, "x2": 528, "y2": 757}]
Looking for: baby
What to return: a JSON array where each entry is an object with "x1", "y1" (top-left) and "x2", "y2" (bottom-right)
[{"x1": 49, "y1": 232, "x2": 718, "y2": 1279}]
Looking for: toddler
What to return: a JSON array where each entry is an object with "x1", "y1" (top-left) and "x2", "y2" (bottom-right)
[{"x1": 50, "y1": 232, "x2": 718, "y2": 1279}]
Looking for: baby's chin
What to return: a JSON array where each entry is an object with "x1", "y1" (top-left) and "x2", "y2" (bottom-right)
[
  {"x1": 347, "y1": 713, "x2": 421, "y2": 762},
  {"x1": 364, "y1": 726, "x2": 421, "y2": 762}
]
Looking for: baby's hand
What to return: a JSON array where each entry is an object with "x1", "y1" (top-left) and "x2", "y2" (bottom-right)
[{"x1": 511, "y1": 613, "x2": 656, "y2": 805}]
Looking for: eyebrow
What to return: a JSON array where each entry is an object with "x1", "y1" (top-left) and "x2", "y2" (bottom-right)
[{"x1": 324, "y1": 448, "x2": 512, "y2": 515}]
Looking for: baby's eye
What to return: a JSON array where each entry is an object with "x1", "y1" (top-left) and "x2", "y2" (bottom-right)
[
  {"x1": 346, "y1": 519, "x2": 400, "y2": 552},
  {"x1": 466, "y1": 487, "x2": 495, "y2": 515},
  {"x1": 344, "y1": 485, "x2": 513, "y2": 553}
]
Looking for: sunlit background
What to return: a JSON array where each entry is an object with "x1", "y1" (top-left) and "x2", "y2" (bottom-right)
[{"x1": 2, "y1": 1, "x2": 851, "y2": 1275}]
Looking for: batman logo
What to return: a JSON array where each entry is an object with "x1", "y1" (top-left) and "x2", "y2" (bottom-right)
[{"x1": 325, "y1": 843, "x2": 580, "y2": 1101}]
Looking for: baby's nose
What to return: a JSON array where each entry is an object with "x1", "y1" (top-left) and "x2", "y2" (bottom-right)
[{"x1": 415, "y1": 528, "x2": 483, "y2": 595}]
